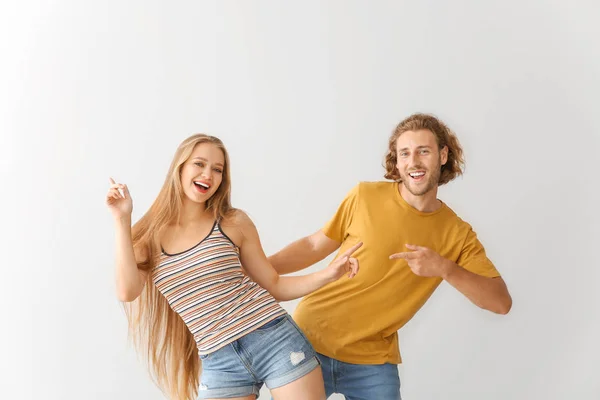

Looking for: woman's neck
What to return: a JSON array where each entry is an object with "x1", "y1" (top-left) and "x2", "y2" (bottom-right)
[{"x1": 177, "y1": 198, "x2": 210, "y2": 227}]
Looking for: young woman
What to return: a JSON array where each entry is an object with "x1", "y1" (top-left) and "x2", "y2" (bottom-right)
[{"x1": 106, "y1": 134, "x2": 361, "y2": 400}]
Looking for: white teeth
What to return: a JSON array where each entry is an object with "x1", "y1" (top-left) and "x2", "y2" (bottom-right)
[
  {"x1": 409, "y1": 172, "x2": 425, "y2": 177},
  {"x1": 195, "y1": 182, "x2": 209, "y2": 189}
]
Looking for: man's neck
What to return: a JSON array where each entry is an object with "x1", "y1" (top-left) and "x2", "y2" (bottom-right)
[{"x1": 399, "y1": 183, "x2": 442, "y2": 213}]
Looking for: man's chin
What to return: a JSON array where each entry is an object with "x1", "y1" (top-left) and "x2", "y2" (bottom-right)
[{"x1": 404, "y1": 182, "x2": 433, "y2": 197}]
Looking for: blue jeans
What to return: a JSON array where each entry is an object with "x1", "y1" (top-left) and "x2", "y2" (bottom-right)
[
  {"x1": 197, "y1": 314, "x2": 320, "y2": 399},
  {"x1": 318, "y1": 353, "x2": 401, "y2": 400}
]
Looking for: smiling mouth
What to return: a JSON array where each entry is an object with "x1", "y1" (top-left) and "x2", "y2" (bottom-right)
[
  {"x1": 408, "y1": 171, "x2": 426, "y2": 181},
  {"x1": 194, "y1": 181, "x2": 210, "y2": 193}
]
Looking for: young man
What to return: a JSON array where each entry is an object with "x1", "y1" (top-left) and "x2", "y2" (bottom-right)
[{"x1": 268, "y1": 113, "x2": 512, "y2": 400}]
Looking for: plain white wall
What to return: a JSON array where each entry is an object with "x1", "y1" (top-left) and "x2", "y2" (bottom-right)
[{"x1": 1, "y1": 0, "x2": 599, "y2": 399}]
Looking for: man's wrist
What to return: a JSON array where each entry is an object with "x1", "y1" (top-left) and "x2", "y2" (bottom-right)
[{"x1": 441, "y1": 259, "x2": 459, "y2": 280}]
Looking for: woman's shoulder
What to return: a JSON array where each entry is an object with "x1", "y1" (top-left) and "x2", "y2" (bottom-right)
[
  {"x1": 219, "y1": 209, "x2": 253, "y2": 246},
  {"x1": 222, "y1": 208, "x2": 258, "y2": 227}
]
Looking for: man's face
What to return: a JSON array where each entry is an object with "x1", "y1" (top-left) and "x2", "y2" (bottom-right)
[{"x1": 395, "y1": 129, "x2": 448, "y2": 196}]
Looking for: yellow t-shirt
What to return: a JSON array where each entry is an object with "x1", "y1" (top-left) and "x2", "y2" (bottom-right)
[{"x1": 293, "y1": 181, "x2": 500, "y2": 365}]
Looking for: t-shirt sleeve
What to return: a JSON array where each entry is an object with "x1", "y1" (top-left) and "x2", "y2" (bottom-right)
[
  {"x1": 457, "y1": 227, "x2": 500, "y2": 278},
  {"x1": 322, "y1": 184, "x2": 360, "y2": 243}
]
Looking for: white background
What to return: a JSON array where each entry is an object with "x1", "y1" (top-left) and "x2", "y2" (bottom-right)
[{"x1": 1, "y1": 1, "x2": 599, "y2": 399}]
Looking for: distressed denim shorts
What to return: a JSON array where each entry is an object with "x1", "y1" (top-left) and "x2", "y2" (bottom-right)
[{"x1": 197, "y1": 314, "x2": 321, "y2": 399}]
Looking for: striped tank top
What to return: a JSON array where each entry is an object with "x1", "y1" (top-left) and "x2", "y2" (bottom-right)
[{"x1": 152, "y1": 220, "x2": 286, "y2": 355}]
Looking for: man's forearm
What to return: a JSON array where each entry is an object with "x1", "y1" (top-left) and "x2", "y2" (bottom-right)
[
  {"x1": 268, "y1": 237, "x2": 327, "y2": 275},
  {"x1": 442, "y1": 261, "x2": 512, "y2": 315}
]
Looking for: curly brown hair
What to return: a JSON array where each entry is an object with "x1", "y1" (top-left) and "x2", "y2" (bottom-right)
[{"x1": 384, "y1": 113, "x2": 465, "y2": 186}]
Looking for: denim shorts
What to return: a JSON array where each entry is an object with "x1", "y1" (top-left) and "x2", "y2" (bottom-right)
[{"x1": 197, "y1": 314, "x2": 321, "y2": 399}]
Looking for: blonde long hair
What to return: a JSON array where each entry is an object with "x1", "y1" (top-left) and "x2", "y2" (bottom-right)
[{"x1": 124, "y1": 134, "x2": 234, "y2": 400}]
